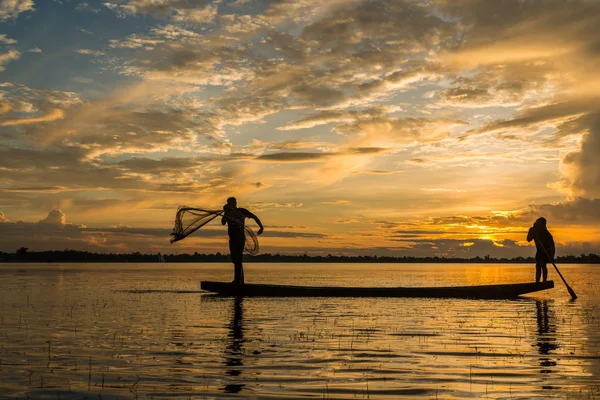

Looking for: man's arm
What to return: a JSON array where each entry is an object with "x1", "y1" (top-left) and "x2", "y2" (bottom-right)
[
  {"x1": 526, "y1": 226, "x2": 535, "y2": 242},
  {"x1": 549, "y1": 245, "x2": 556, "y2": 260},
  {"x1": 548, "y1": 233, "x2": 556, "y2": 260},
  {"x1": 246, "y1": 210, "x2": 264, "y2": 235},
  {"x1": 221, "y1": 205, "x2": 229, "y2": 225}
]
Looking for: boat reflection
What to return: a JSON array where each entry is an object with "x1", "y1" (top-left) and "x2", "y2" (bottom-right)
[
  {"x1": 223, "y1": 296, "x2": 245, "y2": 393},
  {"x1": 535, "y1": 300, "x2": 558, "y2": 388}
]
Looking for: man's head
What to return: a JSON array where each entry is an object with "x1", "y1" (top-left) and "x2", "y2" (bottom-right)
[
  {"x1": 227, "y1": 197, "x2": 237, "y2": 208},
  {"x1": 535, "y1": 217, "x2": 547, "y2": 228}
]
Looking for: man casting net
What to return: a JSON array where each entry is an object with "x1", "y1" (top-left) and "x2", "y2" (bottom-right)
[{"x1": 170, "y1": 205, "x2": 261, "y2": 256}]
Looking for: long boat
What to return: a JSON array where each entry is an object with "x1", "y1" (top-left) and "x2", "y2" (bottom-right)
[{"x1": 200, "y1": 280, "x2": 554, "y2": 299}]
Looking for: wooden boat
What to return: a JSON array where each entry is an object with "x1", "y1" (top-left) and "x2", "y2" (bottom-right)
[{"x1": 200, "y1": 280, "x2": 554, "y2": 299}]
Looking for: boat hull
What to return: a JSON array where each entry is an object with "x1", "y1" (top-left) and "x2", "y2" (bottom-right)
[{"x1": 200, "y1": 280, "x2": 554, "y2": 299}]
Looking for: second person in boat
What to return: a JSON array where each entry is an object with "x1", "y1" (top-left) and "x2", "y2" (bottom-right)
[{"x1": 526, "y1": 217, "x2": 555, "y2": 283}]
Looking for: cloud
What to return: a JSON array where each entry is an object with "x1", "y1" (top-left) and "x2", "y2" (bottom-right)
[
  {"x1": 0, "y1": 81, "x2": 235, "y2": 164},
  {"x1": 471, "y1": 100, "x2": 591, "y2": 137},
  {"x1": 421, "y1": 188, "x2": 465, "y2": 193},
  {"x1": 261, "y1": 230, "x2": 327, "y2": 239},
  {"x1": 373, "y1": 211, "x2": 531, "y2": 241},
  {"x1": 41, "y1": 0, "x2": 459, "y2": 197},
  {"x1": 75, "y1": 2, "x2": 101, "y2": 13},
  {"x1": 248, "y1": 202, "x2": 303, "y2": 212},
  {"x1": 465, "y1": 100, "x2": 600, "y2": 197},
  {"x1": 392, "y1": 238, "x2": 533, "y2": 258},
  {"x1": 367, "y1": 198, "x2": 600, "y2": 251},
  {"x1": 436, "y1": 0, "x2": 600, "y2": 71},
  {"x1": 357, "y1": 67, "x2": 440, "y2": 102},
  {"x1": 256, "y1": 151, "x2": 335, "y2": 163},
  {"x1": 75, "y1": 49, "x2": 105, "y2": 56},
  {"x1": 266, "y1": 140, "x2": 331, "y2": 150},
  {"x1": 353, "y1": 169, "x2": 404, "y2": 175},
  {"x1": 0, "y1": 146, "x2": 148, "y2": 193},
  {"x1": 0, "y1": 49, "x2": 20, "y2": 71},
  {"x1": 334, "y1": 117, "x2": 466, "y2": 148},
  {"x1": 109, "y1": 35, "x2": 165, "y2": 50},
  {"x1": 219, "y1": 13, "x2": 268, "y2": 34},
  {"x1": 171, "y1": 4, "x2": 217, "y2": 24},
  {"x1": 0, "y1": 83, "x2": 81, "y2": 132},
  {"x1": 333, "y1": 218, "x2": 359, "y2": 224},
  {"x1": 0, "y1": 108, "x2": 64, "y2": 126},
  {"x1": 406, "y1": 158, "x2": 432, "y2": 166},
  {"x1": 83, "y1": 226, "x2": 327, "y2": 240},
  {"x1": 0, "y1": 0, "x2": 34, "y2": 21},
  {"x1": 262, "y1": 0, "x2": 361, "y2": 26},
  {"x1": 104, "y1": 0, "x2": 457, "y2": 114},
  {"x1": 277, "y1": 110, "x2": 355, "y2": 131},
  {"x1": 527, "y1": 197, "x2": 600, "y2": 225},
  {"x1": 104, "y1": 1, "x2": 218, "y2": 24},
  {"x1": 39, "y1": 209, "x2": 66, "y2": 225},
  {"x1": 113, "y1": 156, "x2": 201, "y2": 174},
  {"x1": 278, "y1": 108, "x2": 390, "y2": 131},
  {"x1": 560, "y1": 114, "x2": 600, "y2": 198},
  {"x1": 427, "y1": 68, "x2": 547, "y2": 110},
  {"x1": 255, "y1": 146, "x2": 388, "y2": 164},
  {"x1": 0, "y1": 34, "x2": 17, "y2": 44},
  {"x1": 322, "y1": 200, "x2": 348, "y2": 205},
  {"x1": 430, "y1": 0, "x2": 600, "y2": 198},
  {"x1": 426, "y1": 214, "x2": 526, "y2": 229},
  {"x1": 0, "y1": 209, "x2": 328, "y2": 252}
]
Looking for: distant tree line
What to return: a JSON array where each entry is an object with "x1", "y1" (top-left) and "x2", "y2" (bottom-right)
[{"x1": 1, "y1": 249, "x2": 600, "y2": 263}]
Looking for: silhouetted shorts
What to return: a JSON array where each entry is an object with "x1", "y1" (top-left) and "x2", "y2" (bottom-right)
[{"x1": 229, "y1": 237, "x2": 245, "y2": 264}]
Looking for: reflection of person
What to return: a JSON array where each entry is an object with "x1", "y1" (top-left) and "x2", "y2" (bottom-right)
[
  {"x1": 221, "y1": 197, "x2": 263, "y2": 285},
  {"x1": 535, "y1": 300, "x2": 558, "y2": 376},
  {"x1": 527, "y1": 217, "x2": 555, "y2": 283},
  {"x1": 223, "y1": 297, "x2": 245, "y2": 393}
]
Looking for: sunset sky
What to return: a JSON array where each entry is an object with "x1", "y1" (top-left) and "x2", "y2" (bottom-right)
[{"x1": 0, "y1": 0, "x2": 599, "y2": 257}]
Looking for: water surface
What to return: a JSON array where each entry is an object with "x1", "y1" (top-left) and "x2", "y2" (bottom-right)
[{"x1": 1, "y1": 263, "x2": 599, "y2": 399}]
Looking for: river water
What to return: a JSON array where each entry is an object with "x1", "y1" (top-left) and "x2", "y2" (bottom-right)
[{"x1": 0, "y1": 263, "x2": 599, "y2": 399}]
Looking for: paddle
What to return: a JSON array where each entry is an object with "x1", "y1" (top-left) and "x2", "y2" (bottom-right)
[{"x1": 534, "y1": 231, "x2": 577, "y2": 300}]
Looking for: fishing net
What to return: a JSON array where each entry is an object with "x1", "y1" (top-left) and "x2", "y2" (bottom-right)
[
  {"x1": 170, "y1": 206, "x2": 222, "y2": 244},
  {"x1": 170, "y1": 206, "x2": 260, "y2": 255},
  {"x1": 243, "y1": 227, "x2": 259, "y2": 256}
]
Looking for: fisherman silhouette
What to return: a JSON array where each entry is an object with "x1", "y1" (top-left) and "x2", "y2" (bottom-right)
[
  {"x1": 527, "y1": 217, "x2": 555, "y2": 283},
  {"x1": 221, "y1": 197, "x2": 263, "y2": 285}
]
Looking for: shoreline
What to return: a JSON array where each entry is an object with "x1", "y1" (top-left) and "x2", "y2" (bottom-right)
[
  {"x1": 2, "y1": 250, "x2": 599, "y2": 264},
  {"x1": 1, "y1": 257, "x2": 599, "y2": 264}
]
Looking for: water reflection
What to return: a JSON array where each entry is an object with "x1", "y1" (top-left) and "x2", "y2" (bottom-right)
[
  {"x1": 535, "y1": 300, "x2": 558, "y2": 387},
  {"x1": 223, "y1": 296, "x2": 245, "y2": 393}
]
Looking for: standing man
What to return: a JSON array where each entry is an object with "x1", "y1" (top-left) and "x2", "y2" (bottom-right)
[
  {"x1": 222, "y1": 197, "x2": 263, "y2": 285},
  {"x1": 527, "y1": 217, "x2": 555, "y2": 283}
]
